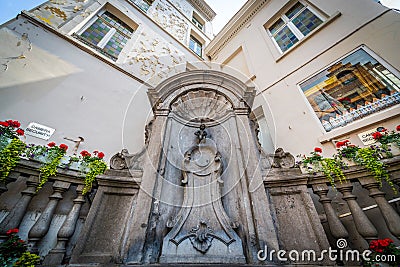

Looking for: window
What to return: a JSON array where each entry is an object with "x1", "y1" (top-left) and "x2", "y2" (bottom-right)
[
  {"x1": 77, "y1": 10, "x2": 135, "y2": 61},
  {"x1": 192, "y1": 12, "x2": 204, "y2": 31},
  {"x1": 268, "y1": 1, "x2": 324, "y2": 53},
  {"x1": 189, "y1": 35, "x2": 202, "y2": 57},
  {"x1": 299, "y1": 48, "x2": 400, "y2": 132},
  {"x1": 132, "y1": 0, "x2": 154, "y2": 12}
]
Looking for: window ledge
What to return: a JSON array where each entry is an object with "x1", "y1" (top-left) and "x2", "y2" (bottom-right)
[
  {"x1": 275, "y1": 11, "x2": 341, "y2": 63},
  {"x1": 318, "y1": 105, "x2": 400, "y2": 143}
]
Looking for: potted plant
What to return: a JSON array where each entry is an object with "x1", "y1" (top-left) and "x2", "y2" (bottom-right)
[
  {"x1": 372, "y1": 126, "x2": 400, "y2": 156},
  {"x1": 336, "y1": 142, "x2": 396, "y2": 193},
  {"x1": 365, "y1": 238, "x2": 400, "y2": 266},
  {"x1": 24, "y1": 142, "x2": 69, "y2": 190},
  {"x1": 0, "y1": 120, "x2": 26, "y2": 181},
  {"x1": 0, "y1": 228, "x2": 40, "y2": 266},
  {"x1": 78, "y1": 150, "x2": 107, "y2": 195},
  {"x1": 298, "y1": 147, "x2": 347, "y2": 188}
]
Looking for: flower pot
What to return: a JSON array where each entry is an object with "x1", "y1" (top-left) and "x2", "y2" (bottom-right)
[
  {"x1": 341, "y1": 157, "x2": 356, "y2": 167},
  {"x1": 58, "y1": 155, "x2": 71, "y2": 168},
  {"x1": 0, "y1": 136, "x2": 12, "y2": 151},
  {"x1": 388, "y1": 143, "x2": 400, "y2": 156},
  {"x1": 32, "y1": 154, "x2": 52, "y2": 164},
  {"x1": 299, "y1": 163, "x2": 319, "y2": 174},
  {"x1": 68, "y1": 161, "x2": 89, "y2": 173}
]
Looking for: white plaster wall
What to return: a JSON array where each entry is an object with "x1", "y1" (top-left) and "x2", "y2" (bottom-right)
[
  {"x1": 210, "y1": 0, "x2": 400, "y2": 157},
  {"x1": 0, "y1": 17, "x2": 151, "y2": 161},
  {"x1": 0, "y1": 0, "x2": 214, "y2": 161}
]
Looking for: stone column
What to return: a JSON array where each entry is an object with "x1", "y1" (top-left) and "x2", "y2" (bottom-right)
[
  {"x1": 359, "y1": 177, "x2": 400, "y2": 239},
  {"x1": 126, "y1": 113, "x2": 168, "y2": 264},
  {"x1": 43, "y1": 185, "x2": 85, "y2": 265},
  {"x1": 234, "y1": 111, "x2": 279, "y2": 262},
  {"x1": 28, "y1": 181, "x2": 70, "y2": 253},
  {"x1": 0, "y1": 175, "x2": 39, "y2": 239},
  {"x1": 337, "y1": 182, "x2": 378, "y2": 245},
  {"x1": 312, "y1": 184, "x2": 349, "y2": 239}
]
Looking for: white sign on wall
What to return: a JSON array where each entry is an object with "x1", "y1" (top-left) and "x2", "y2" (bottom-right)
[
  {"x1": 25, "y1": 122, "x2": 55, "y2": 140},
  {"x1": 358, "y1": 128, "x2": 379, "y2": 146}
]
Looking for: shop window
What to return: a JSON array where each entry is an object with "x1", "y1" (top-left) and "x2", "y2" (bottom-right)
[{"x1": 299, "y1": 48, "x2": 400, "y2": 132}]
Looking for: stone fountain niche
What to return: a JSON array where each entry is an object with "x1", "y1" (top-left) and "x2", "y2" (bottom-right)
[{"x1": 125, "y1": 70, "x2": 279, "y2": 264}]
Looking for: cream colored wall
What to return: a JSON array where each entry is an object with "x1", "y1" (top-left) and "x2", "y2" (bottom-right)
[{"x1": 209, "y1": 0, "x2": 400, "y2": 157}]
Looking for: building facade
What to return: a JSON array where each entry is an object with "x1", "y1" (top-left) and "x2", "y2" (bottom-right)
[
  {"x1": 0, "y1": 0, "x2": 215, "y2": 159},
  {"x1": 206, "y1": 0, "x2": 400, "y2": 156},
  {"x1": 0, "y1": 0, "x2": 400, "y2": 266}
]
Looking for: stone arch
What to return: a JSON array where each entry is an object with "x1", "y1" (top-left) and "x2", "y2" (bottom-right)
[{"x1": 147, "y1": 70, "x2": 256, "y2": 115}]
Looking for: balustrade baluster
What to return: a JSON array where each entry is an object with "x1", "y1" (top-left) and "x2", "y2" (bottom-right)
[
  {"x1": 43, "y1": 185, "x2": 85, "y2": 265},
  {"x1": 359, "y1": 177, "x2": 400, "y2": 239},
  {"x1": 337, "y1": 182, "x2": 378, "y2": 244},
  {"x1": 312, "y1": 184, "x2": 349, "y2": 239},
  {"x1": 28, "y1": 181, "x2": 70, "y2": 253},
  {"x1": 0, "y1": 175, "x2": 39, "y2": 239}
]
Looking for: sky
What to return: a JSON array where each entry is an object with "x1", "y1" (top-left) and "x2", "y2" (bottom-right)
[{"x1": 0, "y1": 0, "x2": 400, "y2": 33}]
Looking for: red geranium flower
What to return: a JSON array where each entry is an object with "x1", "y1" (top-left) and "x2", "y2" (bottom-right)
[
  {"x1": 372, "y1": 132, "x2": 382, "y2": 140},
  {"x1": 47, "y1": 142, "x2": 56, "y2": 147},
  {"x1": 6, "y1": 228, "x2": 19, "y2": 235},
  {"x1": 6, "y1": 120, "x2": 20, "y2": 128},
  {"x1": 16, "y1": 129, "x2": 24, "y2": 136},
  {"x1": 59, "y1": 144, "x2": 68, "y2": 151},
  {"x1": 12, "y1": 121, "x2": 21, "y2": 128},
  {"x1": 0, "y1": 121, "x2": 9, "y2": 127},
  {"x1": 80, "y1": 150, "x2": 91, "y2": 157},
  {"x1": 314, "y1": 147, "x2": 322, "y2": 153},
  {"x1": 97, "y1": 152, "x2": 105, "y2": 159},
  {"x1": 396, "y1": 125, "x2": 400, "y2": 131},
  {"x1": 336, "y1": 141, "x2": 344, "y2": 148}
]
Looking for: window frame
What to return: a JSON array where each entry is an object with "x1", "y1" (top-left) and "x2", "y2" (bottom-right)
[
  {"x1": 132, "y1": 0, "x2": 154, "y2": 12},
  {"x1": 192, "y1": 12, "x2": 204, "y2": 31},
  {"x1": 76, "y1": 8, "x2": 136, "y2": 61},
  {"x1": 297, "y1": 45, "x2": 400, "y2": 133},
  {"x1": 189, "y1": 34, "x2": 203, "y2": 57},
  {"x1": 267, "y1": 0, "x2": 325, "y2": 53}
]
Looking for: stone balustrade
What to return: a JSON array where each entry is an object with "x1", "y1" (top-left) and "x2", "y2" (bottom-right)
[
  {"x1": 307, "y1": 156, "x2": 400, "y2": 258},
  {"x1": 0, "y1": 155, "x2": 399, "y2": 266},
  {"x1": 264, "y1": 156, "x2": 400, "y2": 264},
  {"x1": 0, "y1": 159, "x2": 94, "y2": 265}
]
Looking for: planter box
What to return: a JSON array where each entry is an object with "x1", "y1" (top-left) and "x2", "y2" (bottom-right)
[
  {"x1": 388, "y1": 143, "x2": 400, "y2": 156},
  {"x1": 0, "y1": 136, "x2": 12, "y2": 151},
  {"x1": 68, "y1": 161, "x2": 89, "y2": 173}
]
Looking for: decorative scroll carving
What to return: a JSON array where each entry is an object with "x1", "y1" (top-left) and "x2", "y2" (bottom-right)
[
  {"x1": 110, "y1": 148, "x2": 146, "y2": 170},
  {"x1": 189, "y1": 220, "x2": 214, "y2": 253},
  {"x1": 270, "y1": 148, "x2": 295, "y2": 168},
  {"x1": 145, "y1": 119, "x2": 154, "y2": 145}
]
